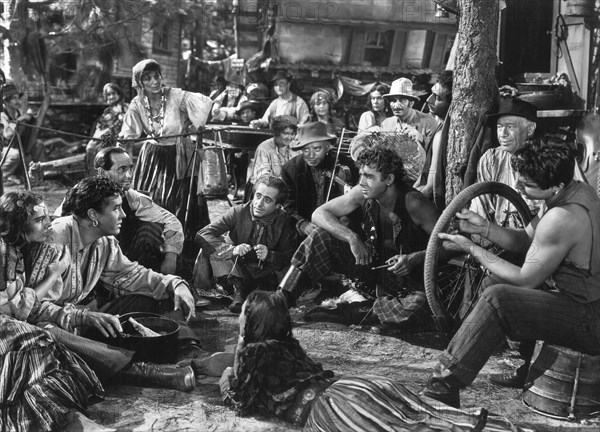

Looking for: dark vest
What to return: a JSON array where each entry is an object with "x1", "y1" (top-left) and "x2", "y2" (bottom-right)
[
  {"x1": 549, "y1": 181, "x2": 600, "y2": 303},
  {"x1": 362, "y1": 183, "x2": 429, "y2": 264}
]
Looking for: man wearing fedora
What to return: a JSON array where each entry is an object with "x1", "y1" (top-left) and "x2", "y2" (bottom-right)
[
  {"x1": 250, "y1": 71, "x2": 310, "y2": 128},
  {"x1": 278, "y1": 143, "x2": 439, "y2": 329},
  {"x1": 281, "y1": 121, "x2": 359, "y2": 238},
  {"x1": 211, "y1": 75, "x2": 247, "y2": 122},
  {"x1": 1, "y1": 83, "x2": 34, "y2": 186},
  {"x1": 381, "y1": 77, "x2": 438, "y2": 148},
  {"x1": 234, "y1": 100, "x2": 259, "y2": 125}
]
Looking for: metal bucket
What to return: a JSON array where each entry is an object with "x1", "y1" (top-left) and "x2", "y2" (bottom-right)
[
  {"x1": 522, "y1": 343, "x2": 600, "y2": 420},
  {"x1": 200, "y1": 146, "x2": 229, "y2": 198}
]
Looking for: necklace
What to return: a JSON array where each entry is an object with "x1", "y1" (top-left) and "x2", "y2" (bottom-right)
[{"x1": 143, "y1": 87, "x2": 166, "y2": 137}]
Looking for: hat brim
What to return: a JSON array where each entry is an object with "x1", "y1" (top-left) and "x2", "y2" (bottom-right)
[
  {"x1": 383, "y1": 93, "x2": 420, "y2": 102},
  {"x1": 290, "y1": 135, "x2": 336, "y2": 150},
  {"x1": 485, "y1": 111, "x2": 537, "y2": 123}
]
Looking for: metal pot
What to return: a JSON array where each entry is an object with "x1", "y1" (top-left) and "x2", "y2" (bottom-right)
[{"x1": 114, "y1": 312, "x2": 180, "y2": 364}]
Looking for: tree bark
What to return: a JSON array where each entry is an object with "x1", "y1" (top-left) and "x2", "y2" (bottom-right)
[{"x1": 445, "y1": 0, "x2": 499, "y2": 204}]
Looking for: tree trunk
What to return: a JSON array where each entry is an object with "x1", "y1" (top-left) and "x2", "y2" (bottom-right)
[{"x1": 445, "y1": 0, "x2": 499, "y2": 204}]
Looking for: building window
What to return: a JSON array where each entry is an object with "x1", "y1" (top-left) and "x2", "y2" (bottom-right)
[
  {"x1": 363, "y1": 30, "x2": 394, "y2": 66},
  {"x1": 153, "y1": 20, "x2": 171, "y2": 52}
]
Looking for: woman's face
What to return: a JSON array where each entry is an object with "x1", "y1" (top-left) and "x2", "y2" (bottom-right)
[
  {"x1": 141, "y1": 71, "x2": 162, "y2": 95},
  {"x1": 94, "y1": 195, "x2": 125, "y2": 236},
  {"x1": 226, "y1": 84, "x2": 241, "y2": 99},
  {"x1": 275, "y1": 127, "x2": 295, "y2": 147},
  {"x1": 370, "y1": 90, "x2": 385, "y2": 113},
  {"x1": 104, "y1": 88, "x2": 120, "y2": 106},
  {"x1": 26, "y1": 202, "x2": 52, "y2": 243},
  {"x1": 313, "y1": 97, "x2": 330, "y2": 118}
]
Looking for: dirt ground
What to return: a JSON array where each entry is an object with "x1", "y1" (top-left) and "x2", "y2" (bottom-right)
[{"x1": 8, "y1": 181, "x2": 600, "y2": 432}]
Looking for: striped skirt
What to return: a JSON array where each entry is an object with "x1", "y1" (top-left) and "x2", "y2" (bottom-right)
[
  {"x1": 304, "y1": 376, "x2": 534, "y2": 432},
  {"x1": 133, "y1": 141, "x2": 210, "y2": 238},
  {"x1": 0, "y1": 316, "x2": 103, "y2": 432}
]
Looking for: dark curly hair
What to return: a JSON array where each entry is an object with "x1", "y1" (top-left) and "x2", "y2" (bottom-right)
[
  {"x1": 0, "y1": 191, "x2": 44, "y2": 245},
  {"x1": 241, "y1": 290, "x2": 292, "y2": 343},
  {"x1": 355, "y1": 139, "x2": 406, "y2": 186},
  {"x1": 510, "y1": 137, "x2": 575, "y2": 189},
  {"x1": 253, "y1": 175, "x2": 288, "y2": 204},
  {"x1": 437, "y1": 70, "x2": 453, "y2": 103},
  {"x1": 63, "y1": 176, "x2": 122, "y2": 219},
  {"x1": 367, "y1": 83, "x2": 391, "y2": 116}
]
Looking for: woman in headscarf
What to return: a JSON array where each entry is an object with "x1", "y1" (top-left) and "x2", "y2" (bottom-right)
[
  {"x1": 308, "y1": 88, "x2": 344, "y2": 136},
  {"x1": 85, "y1": 83, "x2": 130, "y2": 174},
  {"x1": 119, "y1": 59, "x2": 213, "y2": 238}
]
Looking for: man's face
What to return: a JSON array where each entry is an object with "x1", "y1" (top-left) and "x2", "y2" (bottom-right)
[
  {"x1": 273, "y1": 79, "x2": 290, "y2": 97},
  {"x1": 239, "y1": 108, "x2": 256, "y2": 123},
  {"x1": 101, "y1": 152, "x2": 134, "y2": 190},
  {"x1": 4, "y1": 95, "x2": 21, "y2": 110},
  {"x1": 359, "y1": 164, "x2": 390, "y2": 200},
  {"x1": 496, "y1": 115, "x2": 534, "y2": 154},
  {"x1": 226, "y1": 84, "x2": 241, "y2": 99},
  {"x1": 301, "y1": 141, "x2": 330, "y2": 167},
  {"x1": 252, "y1": 183, "x2": 280, "y2": 218},
  {"x1": 389, "y1": 96, "x2": 414, "y2": 120},
  {"x1": 426, "y1": 83, "x2": 451, "y2": 119},
  {"x1": 515, "y1": 174, "x2": 553, "y2": 201},
  {"x1": 276, "y1": 127, "x2": 295, "y2": 147}
]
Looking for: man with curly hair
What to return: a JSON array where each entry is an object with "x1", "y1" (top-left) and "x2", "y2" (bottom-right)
[{"x1": 278, "y1": 144, "x2": 439, "y2": 328}]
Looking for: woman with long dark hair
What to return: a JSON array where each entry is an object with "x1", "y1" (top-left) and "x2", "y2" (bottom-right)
[
  {"x1": 358, "y1": 83, "x2": 390, "y2": 131},
  {"x1": 218, "y1": 290, "x2": 521, "y2": 431}
]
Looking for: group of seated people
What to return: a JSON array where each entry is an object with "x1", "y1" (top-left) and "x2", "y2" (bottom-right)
[{"x1": 2, "y1": 63, "x2": 600, "y2": 431}]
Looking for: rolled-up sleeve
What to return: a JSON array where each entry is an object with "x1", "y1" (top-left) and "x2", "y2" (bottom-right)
[{"x1": 182, "y1": 91, "x2": 213, "y2": 128}]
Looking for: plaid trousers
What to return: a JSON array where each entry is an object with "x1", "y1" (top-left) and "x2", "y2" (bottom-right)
[
  {"x1": 439, "y1": 284, "x2": 600, "y2": 386},
  {"x1": 291, "y1": 228, "x2": 428, "y2": 325}
]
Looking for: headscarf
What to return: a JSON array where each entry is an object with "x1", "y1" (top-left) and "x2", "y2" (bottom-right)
[{"x1": 131, "y1": 59, "x2": 162, "y2": 96}]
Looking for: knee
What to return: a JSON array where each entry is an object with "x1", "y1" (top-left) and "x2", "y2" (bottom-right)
[{"x1": 480, "y1": 284, "x2": 518, "y2": 310}]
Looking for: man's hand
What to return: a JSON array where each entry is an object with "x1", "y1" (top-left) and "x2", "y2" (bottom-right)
[
  {"x1": 233, "y1": 244, "x2": 252, "y2": 257},
  {"x1": 349, "y1": 235, "x2": 372, "y2": 266},
  {"x1": 300, "y1": 220, "x2": 317, "y2": 237},
  {"x1": 438, "y1": 232, "x2": 476, "y2": 253},
  {"x1": 455, "y1": 209, "x2": 489, "y2": 236},
  {"x1": 254, "y1": 244, "x2": 268, "y2": 261},
  {"x1": 174, "y1": 282, "x2": 196, "y2": 321},
  {"x1": 83, "y1": 312, "x2": 123, "y2": 338},
  {"x1": 48, "y1": 247, "x2": 70, "y2": 277},
  {"x1": 387, "y1": 254, "x2": 414, "y2": 276},
  {"x1": 160, "y1": 252, "x2": 178, "y2": 274}
]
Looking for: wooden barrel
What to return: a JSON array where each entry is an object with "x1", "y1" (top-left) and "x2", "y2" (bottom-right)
[
  {"x1": 564, "y1": 0, "x2": 595, "y2": 17},
  {"x1": 522, "y1": 343, "x2": 600, "y2": 420},
  {"x1": 200, "y1": 146, "x2": 229, "y2": 198}
]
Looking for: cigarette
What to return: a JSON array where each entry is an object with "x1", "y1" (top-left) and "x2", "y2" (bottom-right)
[{"x1": 371, "y1": 263, "x2": 389, "y2": 270}]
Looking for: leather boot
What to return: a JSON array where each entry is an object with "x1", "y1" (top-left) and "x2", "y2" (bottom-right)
[
  {"x1": 489, "y1": 362, "x2": 529, "y2": 388},
  {"x1": 277, "y1": 266, "x2": 303, "y2": 307},
  {"x1": 229, "y1": 288, "x2": 245, "y2": 313},
  {"x1": 119, "y1": 362, "x2": 195, "y2": 392},
  {"x1": 420, "y1": 363, "x2": 463, "y2": 408}
]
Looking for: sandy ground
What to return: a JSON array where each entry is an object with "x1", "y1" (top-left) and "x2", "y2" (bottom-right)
[{"x1": 6, "y1": 180, "x2": 600, "y2": 431}]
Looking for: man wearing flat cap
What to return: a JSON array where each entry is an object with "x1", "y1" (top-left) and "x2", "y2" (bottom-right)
[
  {"x1": 281, "y1": 121, "x2": 358, "y2": 237},
  {"x1": 381, "y1": 77, "x2": 438, "y2": 149},
  {"x1": 250, "y1": 71, "x2": 310, "y2": 128}
]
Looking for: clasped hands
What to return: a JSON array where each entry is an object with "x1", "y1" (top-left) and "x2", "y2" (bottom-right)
[{"x1": 233, "y1": 243, "x2": 269, "y2": 261}]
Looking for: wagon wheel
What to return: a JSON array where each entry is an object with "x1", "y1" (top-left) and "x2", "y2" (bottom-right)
[{"x1": 424, "y1": 182, "x2": 534, "y2": 338}]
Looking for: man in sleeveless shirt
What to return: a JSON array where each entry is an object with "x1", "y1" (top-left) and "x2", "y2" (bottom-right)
[
  {"x1": 278, "y1": 144, "x2": 439, "y2": 328},
  {"x1": 421, "y1": 139, "x2": 600, "y2": 408}
]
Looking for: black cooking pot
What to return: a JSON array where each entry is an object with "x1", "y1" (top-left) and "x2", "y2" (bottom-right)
[{"x1": 92, "y1": 312, "x2": 180, "y2": 364}]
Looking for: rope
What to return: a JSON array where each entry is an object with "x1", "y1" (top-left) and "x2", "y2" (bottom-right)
[{"x1": 14, "y1": 122, "x2": 241, "y2": 143}]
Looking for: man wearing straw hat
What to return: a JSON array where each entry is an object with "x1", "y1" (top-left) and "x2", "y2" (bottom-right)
[
  {"x1": 381, "y1": 77, "x2": 438, "y2": 148},
  {"x1": 250, "y1": 71, "x2": 310, "y2": 128},
  {"x1": 281, "y1": 121, "x2": 358, "y2": 238}
]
